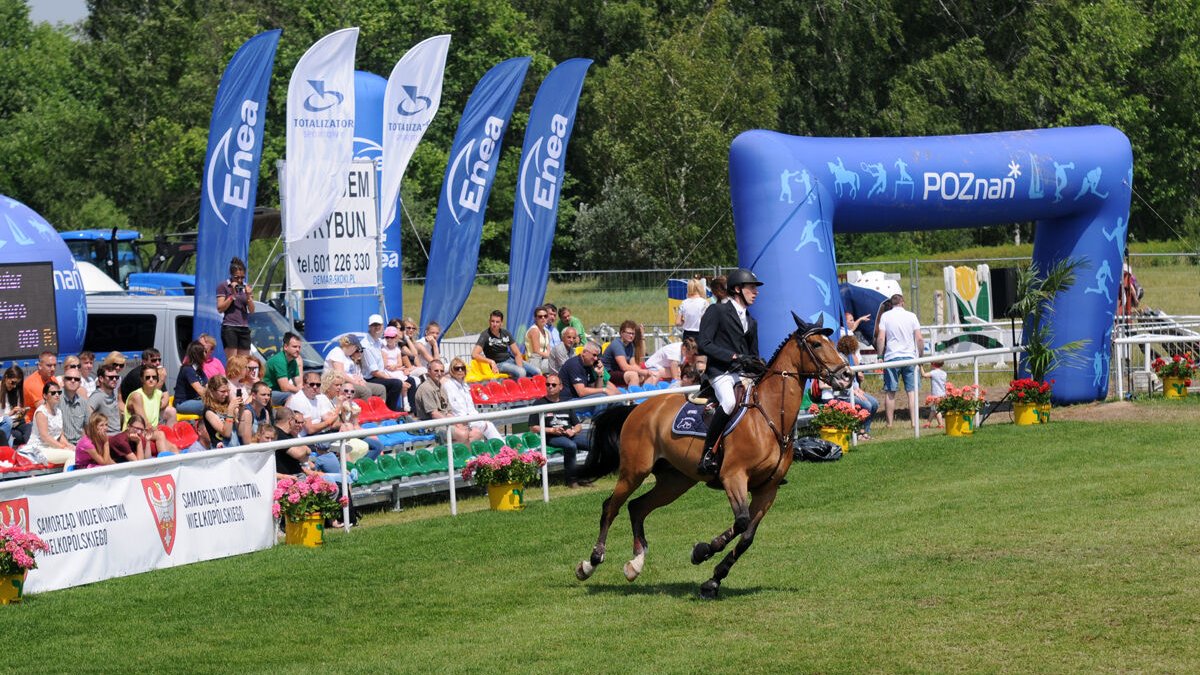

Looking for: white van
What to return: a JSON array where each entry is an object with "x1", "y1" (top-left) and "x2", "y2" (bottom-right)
[{"x1": 82, "y1": 294, "x2": 324, "y2": 393}]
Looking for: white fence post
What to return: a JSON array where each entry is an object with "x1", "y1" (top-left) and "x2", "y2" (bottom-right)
[
  {"x1": 539, "y1": 411, "x2": 549, "y2": 503},
  {"x1": 446, "y1": 425, "x2": 457, "y2": 516}
]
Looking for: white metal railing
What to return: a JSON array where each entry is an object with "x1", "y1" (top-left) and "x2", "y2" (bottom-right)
[{"x1": 1111, "y1": 333, "x2": 1200, "y2": 400}]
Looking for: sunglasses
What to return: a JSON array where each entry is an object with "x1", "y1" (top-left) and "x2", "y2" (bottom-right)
[
  {"x1": 535, "y1": 314, "x2": 547, "y2": 319},
  {"x1": 547, "y1": 382, "x2": 561, "y2": 388},
  {"x1": 143, "y1": 376, "x2": 159, "y2": 382},
  {"x1": 148, "y1": 358, "x2": 161, "y2": 364},
  {"x1": 47, "y1": 390, "x2": 62, "y2": 396},
  {"x1": 451, "y1": 366, "x2": 466, "y2": 372},
  {"x1": 305, "y1": 382, "x2": 322, "y2": 388},
  {"x1": 63, "y1": 376, "x2": 81, "y2": 382},
  {"x1": 105, "y1": 374, "x2": 121, "y2": 380},
  {"x1": 340, "y1": 389, "x2": 356, "y2": 395}
]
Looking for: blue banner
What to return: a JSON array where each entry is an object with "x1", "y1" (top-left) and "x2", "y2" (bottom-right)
[
  {"x1": 505, "y1": 58, "x2": 591, "y2": 336},
  {"x1": 194, "y1": 30, "x2": 282, "y2": 351},
  {"x1": 419, "y1": 57, "x2": 531, "y2": 332}
]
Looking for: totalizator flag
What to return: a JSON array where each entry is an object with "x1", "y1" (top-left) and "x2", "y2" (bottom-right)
[
  {"x1": 193, "y1": 29, "x2": 282, "y2": 352},
  {"x1": 419, "y1": 57, "x2": 531, "y2": 332},
  {"x1": 505, "y1": 58, "x2": 591, "y2": 336},
  {"x1": 380, "y1": 35, "x2": 451, "y2": 318},
  {"x1": 284, "y1": 27, "x2": 359, "y2": 245}
]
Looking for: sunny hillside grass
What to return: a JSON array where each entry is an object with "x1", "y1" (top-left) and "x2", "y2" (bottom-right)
[{"x1": 6, "y1": 408, "x2": 1200, "y2": 673}]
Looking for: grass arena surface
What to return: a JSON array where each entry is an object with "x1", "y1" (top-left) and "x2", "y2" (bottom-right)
[{"x1": 5, "y1": 400, "x2": 1199, "y2": 672}]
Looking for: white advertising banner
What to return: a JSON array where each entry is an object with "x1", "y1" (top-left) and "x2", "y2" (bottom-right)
[
  {"x1": 381, "y1": 34, "x2": 450, "y2": 228},
  {"x1": 0, "y1": 451, "x2": 276, "y2": 594},
  {"x1": 285, "y1": 159, "x2": 379, "y2": 290},
  {"x1": 284, "y1": 27, "x2": 359, "y2": 244}
]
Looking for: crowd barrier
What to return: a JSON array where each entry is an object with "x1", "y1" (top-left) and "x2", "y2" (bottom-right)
[{"x1": 1112, "y1": 333, "x2": 1200, "y2": 400}]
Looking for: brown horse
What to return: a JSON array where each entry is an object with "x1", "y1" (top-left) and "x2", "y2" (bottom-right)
[{"x1": 574, "y1": 314, "x2": 852, "y2": 598}]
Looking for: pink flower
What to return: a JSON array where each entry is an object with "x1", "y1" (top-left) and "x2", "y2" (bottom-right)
[
  {"x1": 339, "y1": 496, "x2": 349, "y2": 506},
  {"x1": 287, "y1": 493, "x2": 301, "y2": 504},
  {"x1": 272, "y1": 503, "x2": 281, "y2": 518}
]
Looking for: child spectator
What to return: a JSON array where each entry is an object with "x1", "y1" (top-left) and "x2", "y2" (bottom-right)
[
  {"x1": 75, "y1": 412, "x2": 115, "y2": 469},
  {"x1": 921, "y1": 361, "x2": 948, "y2": 428}
]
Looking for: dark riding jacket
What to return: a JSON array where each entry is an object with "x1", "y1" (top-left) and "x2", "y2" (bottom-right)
[{"x1": 698, "y1": 300, "x2": 758, "y2": 377}]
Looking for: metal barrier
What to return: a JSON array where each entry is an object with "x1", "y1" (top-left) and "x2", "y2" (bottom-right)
[{"x1": 1111, "y1": 333, "x2": 1200, "y2": 400}]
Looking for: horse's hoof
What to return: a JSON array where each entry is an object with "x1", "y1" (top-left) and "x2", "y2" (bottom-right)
[
  {"x1": 691, "y1": 542, "x2": 712, "y2": 565},
  {"x1": 699, "y1": 580, "x2": 720, "y2": 600},
  {"x1": 623, "y1": 561, "x2": 640, "y2": 582},
  {"x1": 576, "y1": 560, "x2": 595, "y2": 581}
]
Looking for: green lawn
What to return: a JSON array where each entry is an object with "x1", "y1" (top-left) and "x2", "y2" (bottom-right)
[{"x1": 7, "y1": 408, "x2": 1200, "y2": 672}]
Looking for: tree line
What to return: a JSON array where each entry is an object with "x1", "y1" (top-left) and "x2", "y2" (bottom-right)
[{"x1": 0, "y1": 0, "x2": 1196, "y2": 275}]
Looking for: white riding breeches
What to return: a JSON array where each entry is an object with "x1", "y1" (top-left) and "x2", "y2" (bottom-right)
[{"x1": 712, "y1": 372, "x2": 737, "y2": 415}]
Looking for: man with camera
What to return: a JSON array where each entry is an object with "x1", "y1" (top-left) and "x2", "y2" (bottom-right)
[{"x1": 216, "y1": 256, "x2": 255, "y2": 362}]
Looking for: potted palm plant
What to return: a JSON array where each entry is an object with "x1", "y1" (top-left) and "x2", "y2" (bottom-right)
[{"x1": 1010, "y1": 258, "x2": 1089, "y2": 414}]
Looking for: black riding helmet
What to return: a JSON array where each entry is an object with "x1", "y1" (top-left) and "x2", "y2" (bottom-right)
[{"x1": 726, "y1": 267, "x2": 764, "y2": 290}]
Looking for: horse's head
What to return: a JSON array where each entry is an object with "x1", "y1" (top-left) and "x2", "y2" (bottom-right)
[{"x1": 787, "y1": 312, "x2": 853, "y2": 390}]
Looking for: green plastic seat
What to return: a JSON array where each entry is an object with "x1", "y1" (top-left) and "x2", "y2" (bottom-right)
[
  {"x1": 505, "y1": 434, "x2": 525, "y2": 451},
  {"x1": 414, "y1": 448, "x2": 439, "y2": 475},
  {"x1": 488, "y1": 437, "x2": 505, "y2": 453},
  {"x1": 395, "y1": 451, "x2": 419, "y2": 477},
  {"x1": 452, "y1": 443, "x2": 471, "y2": 470},
  {"x1": 355, "y1": 458, "x2": 388, "y2": 485},
  {"x1": 522, "y1": 431, "x2": 542, "y2": 451},
  {"x1": 377, "y1": 454, "x2": 404, "y2": 480},
  {"x1": 470, "y1": 440, "x2": 490, "y2": 457}
]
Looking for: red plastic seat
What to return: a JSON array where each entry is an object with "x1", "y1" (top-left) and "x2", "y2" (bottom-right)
[
  {"x1": 470, "y1": 384, "x2": 491, "y2": 407},
  {"x1": 368, "y1": 396, "x2": 401, "y2": 422},
  {"x1": 518, "y1": 377, "x2": 541, "y2": 401},
  {"x1": 502, "y1": 378, "x2": 523, "y2": 402},
  {"x1": 484, "y1": 381, "x2": 508, "y2": 404},
  {"x1": 158, "y1": 424, "x2": 180, "y2": 449},
  {"x1": 354, "y1": 398, "x2": 380, "y2": 423}
]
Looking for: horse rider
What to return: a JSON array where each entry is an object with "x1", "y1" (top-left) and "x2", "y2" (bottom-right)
[{"x1": 696, "y1": 267, "x2": 764, "y2": 476}]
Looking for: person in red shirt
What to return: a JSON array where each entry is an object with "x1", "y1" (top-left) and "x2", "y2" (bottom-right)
[{"x1": 22, "y1": 351, "x2": 57, "y2": 423}]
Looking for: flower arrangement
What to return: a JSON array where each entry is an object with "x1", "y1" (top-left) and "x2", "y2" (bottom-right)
[
  {"x1": 1, "y1": 524, "x2": 50, "y2": 575},
  {"x1": 273, "y1": 474, "x2": 348, "y2": 522},
  {"x1": 1152, "y1": 352, "x2": 1196, "y2": 382},
  {"x1": 933, "y1": 384, "x2": 986, "y2": 414},
  {"x1": 1008, "y1": 378, "x2": 1052, "y2": 405},
  {"x1": 462, "y1": 446, "x2": 546, "y2": 486},
  {"x1": 806, "y1": 400, "x2": 871, "y2": 431}
]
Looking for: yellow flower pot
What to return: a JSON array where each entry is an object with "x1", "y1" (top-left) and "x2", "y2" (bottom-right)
[
  {"x1": 818, "y1": 427, "x2": 850, "y2": 453},
  {"x1": 1036, "y1": 403, "x2": 1052, "y2": 423},
  {"x1": 1, "y1": 571, "x2": 26, "y2": 605},
  {"x1": 284, "y1": 513, "x2": 324, "y2": 547},
  {"x1": 1162, "y1": 377, "x2": 1189, "y2": 399},
  {"x1": 1013, "y1": 402, "x2": 1040, "y2": 426},
  {"x1": 945, "y1": 412, "x2": 974, "y2": 436},
  {"x1": 488, "y1": 482, "x2": 525, "y2": 511}
]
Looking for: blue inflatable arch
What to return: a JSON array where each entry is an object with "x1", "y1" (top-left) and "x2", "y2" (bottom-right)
[{"x1": 729, "y1": 126, "x2": 1132, "y2": 404}]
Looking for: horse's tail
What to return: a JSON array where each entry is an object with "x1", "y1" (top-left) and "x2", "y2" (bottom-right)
[{"x1": 577, "y1": 405, "x2": 636, "y2": 481}]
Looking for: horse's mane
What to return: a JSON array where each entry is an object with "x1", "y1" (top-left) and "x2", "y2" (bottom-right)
[{"x1": 765, "y1": 326, "x2": 805, "y2": 365}]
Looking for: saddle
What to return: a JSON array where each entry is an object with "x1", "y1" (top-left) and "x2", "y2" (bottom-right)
[{"x1": 672, "y1": 378, "x2": 754, "y2": 439}]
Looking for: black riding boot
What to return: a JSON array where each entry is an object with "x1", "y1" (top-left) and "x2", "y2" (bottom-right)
[{"x1": 697, "y1": 407, "x2": 730, "y2": 476}]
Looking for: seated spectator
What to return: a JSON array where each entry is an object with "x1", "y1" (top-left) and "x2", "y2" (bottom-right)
[
  {"x1": 524, "y1": 306, "x2": 552, "y2": 375},
  {"x1": 326, "y1": 373, "x2": 381, "y2": 462},
  {"x1": 601, "y1": 321, "x2": 658, "y2": 387},
  {"x1": 396, "y1": 318, "x2": 429, "y2": 379},
  {"x1": 201, "y1": 375, "x2": 242, "y2": 449},
  {"x1": 442, "y1": 357, "x2": 501, "y2": 440},
  {"x1": 362, "y1": 314, "x2": 407, "y2": 412},
  {"x1": 550, "y1": 326, "x2": 581, "y2": 373},
  {"x1": 1, "y1": 365, "x2": 30, "y2": 447},
  {"x1": 198, "y1": 333, "x2": 227, "y2": 379},
  {"x1": 238, "y1": 381, "x2": 276, "y2": 443},
  {"x1": 325, "y1": 334, "x2": 386, "y2": 401},
  {"x1": 412, "y1": 360, "x2": 476, "y2": 444},
  {"x1": 528, "y1": 373, "x2": 590, "y2": 488},
  {"x1": 415, "y1": 321, "x2": 441, "y2": 370},
  {"x1": 812, "y1": 335, "x2": 880, "y2": 440},
  {"x1": 23, "y1": 351, "x2": 57, "y2": 423},
  {"x1": 558, "y1": 342, "x2": 619, "y2": 405},
  {"x1": 645, "y1": 337, "x2": 698, "y2": 383},
  {"x1": 679, "y1": 363, "x2": 701, "y2": 387},
  {"x1": 543, "y1": 304, "x2": 562, "y2": 349},
  {"x1": 88, "y1": 362, "x2": 123, "y2": 435},
  {"x1": 264, "y1": 331, "x2": 304, "y2": 405},
  {"x1": 225, "y1": 355, "x2": 260, "y2": 403},
  {"x1": 287, "y1": 372, "x2": 340, "y2": 438},
  {"x1": 78, "y1": 351, "x2": 97, "y2": 397},
  {"x1": 557, "y1": 305, "x2": 585, "y2": 339},
  {"x1": 472, "y1": 309, "x2": 538, "y2": 378},
  {"x1": 676, "y1": 277, "x2": 709, "y2": 341},
  {"x1": 175, "y1": 341, "x2": 209, "y2": 416},
  {"x1": 60, "y1": 365, "x2": 87, "y2": 446},
  {"x1": 120, "y1": 348, "x2": 167, "y2": 405},
  {"x1": 20, "y1": 380, "x2": 73, "y2": 465},
  {"x1": 125, "y1": 364, "x2": 176, "y2": 430},
  {"x1": 109, "y1": 413, "x2": 174, "y2": 461},
  {"x1": 75, "y1": 412, "x2": 116, "y2": 470},
  {"x1": 272, "y1": 408, "x2": 321, "y2": 479}
]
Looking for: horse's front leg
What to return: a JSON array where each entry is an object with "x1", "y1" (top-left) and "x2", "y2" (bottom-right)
[{"x1": 699, "y1": 481, "x2": 780, "y2": 600}]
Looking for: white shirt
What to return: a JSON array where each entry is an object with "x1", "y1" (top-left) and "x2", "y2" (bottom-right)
[
  {"x1": 645, "y1": 342, "x2": 684, "y2": 371},
  {"x1": 441, "y1": 377, "x2": 477, "y2": 417},
  {"x1": 878, "y1": 307, "x2": 922, "y2": 360},
  {"x1": 677, "y1": 297, "x2": 709, "y2": 332},
  {"x1": 324, "y1": 346, "x2": 364, "y2": 378},
  {"x1": 732, "y1": 299, "x2": 749, "y2": 332},
  {"x1": 287, "y1": 393, "x2": 334, "y2": 437}
]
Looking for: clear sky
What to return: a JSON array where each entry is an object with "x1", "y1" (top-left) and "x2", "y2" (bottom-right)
[{"x1": 28, "y1": 0, "x2": 88, "y2": 26}]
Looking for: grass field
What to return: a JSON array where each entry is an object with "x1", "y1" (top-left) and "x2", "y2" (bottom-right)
[{"x1": 6, "y1": 400, "x2": 1199, "y2": 672}]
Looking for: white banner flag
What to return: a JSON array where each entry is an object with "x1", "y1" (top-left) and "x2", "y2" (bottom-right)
[
  {"x1": 285, "y1": 160, "x2": 379, "y2": 290},
  {"x1": 284, "y1": 27, "x2": 359, "y2": 244},
  {"x1": 0, "y1": 451, "x2": 276, "y2": 594},
  {"x1": 380, "y1": 34, "x2": 451, "y2": 228}
]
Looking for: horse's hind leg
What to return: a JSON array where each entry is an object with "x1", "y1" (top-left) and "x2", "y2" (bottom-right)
[
  {"x1": 576, "y1": 466, "x2": 649, "y2": 581},
  {"x1": 623, "y1": 466, "x2": 696, "y2": 582},
  {"x1": 699, "y1": 483, "x2": 780, "y2": 600}
]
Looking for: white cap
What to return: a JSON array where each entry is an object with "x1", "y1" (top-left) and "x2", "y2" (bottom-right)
[{"x1": 368, "y1": 314, "x2": 384, "y2": 326}]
